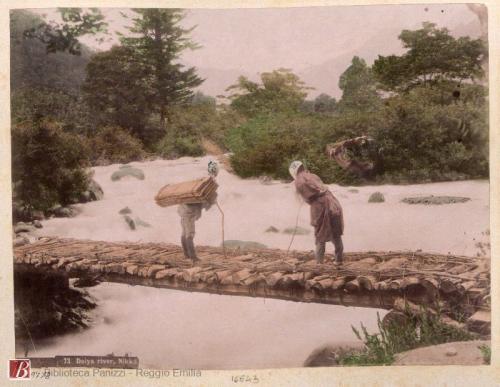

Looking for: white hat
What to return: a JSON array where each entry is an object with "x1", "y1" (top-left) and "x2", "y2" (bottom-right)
[
  {"x1": 289, "y1": 160, "x2": 303, "y2": 180},
  {"x1": 208, "y1": 160, "x2": 219, "y2": 177}
]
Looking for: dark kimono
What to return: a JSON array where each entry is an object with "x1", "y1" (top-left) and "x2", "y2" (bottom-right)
[{"x1": 294, "y1": 171, "x2": 344, "y2": 243}]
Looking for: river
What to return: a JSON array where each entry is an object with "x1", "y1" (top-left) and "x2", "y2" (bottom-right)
[
  {"x1": 24, "y1": 156, "x2": 489, "y2": 369},
  {"x1": 26, "y1": 283, "x2": 382, "y2": 369}
]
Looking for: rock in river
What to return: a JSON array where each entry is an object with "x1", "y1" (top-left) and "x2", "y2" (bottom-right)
[{"x1": 14, "y1": 223, "x2": 36, "y2": 234}]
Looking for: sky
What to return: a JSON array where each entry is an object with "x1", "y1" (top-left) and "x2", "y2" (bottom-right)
[{"x1": 33, "y1": 4, "x2": 482, "y2": 98}]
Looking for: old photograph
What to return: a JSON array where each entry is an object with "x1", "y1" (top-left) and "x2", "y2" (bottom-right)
[{"x1": 9, "y1": 2, "x2": 491, "y2": 377}]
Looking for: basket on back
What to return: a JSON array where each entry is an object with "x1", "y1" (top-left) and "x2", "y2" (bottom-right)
[{"x1": 154, "y1": 176, "x2": 218, "y2": 207}]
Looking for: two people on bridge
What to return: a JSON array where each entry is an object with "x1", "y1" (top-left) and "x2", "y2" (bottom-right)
[{"x1": 177, "y1": 159, "x2": 344, "y2": 266}]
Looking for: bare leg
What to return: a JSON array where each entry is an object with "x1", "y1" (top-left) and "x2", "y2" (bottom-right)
[
  {"x1": 333, "y1": 235, "x2": 344, "y2": 264},
  {"x1": 315, "y1": 241, "x2": 326, "y2": 264}
]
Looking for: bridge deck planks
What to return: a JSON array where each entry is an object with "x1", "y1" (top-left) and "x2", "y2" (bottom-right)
[{"x1": 13, "y1": 237, "x2": 490, "y2": 334}]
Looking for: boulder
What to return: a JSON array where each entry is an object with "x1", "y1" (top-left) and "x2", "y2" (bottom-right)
[
  {"x1": 14, "y1": 223, "x2": 36, "y2": 234},
  {"x1": 53, "y1": 206, "x2": 74, "y2": 218},
  {"x1": 88, "y1": 179, "x2": 104, "y2": 201},
  {"x1": 283, "y1": 226, "x2": 310, "y2": 235},
  {"x1": 119, "y1": 207, "x2": 132, "y2": 215},
  {"x1": 368, "y1": 192, "x2": 385, "y2": 203},
  {"x1": 259, "y1": 176, "x2": 273, "y2": 185},
  {"x1": 78, "y1": 191, "x2": 92, "y2": 203},
  {"x1": 402, "y1": 196, "x2": 470, "y2": 205},
  {"x1": 393, "y1": 340, "x2": 490, "y2": 365},
  {"x1": 223, "y1": 240, "x2": 267, "y2": 250},
  {"x1": 123, "y1": 215, "x2": 136, "y2": 230},
  {"x1": 134, "y1": 217, "x2": 151, "y2": 228},
  {"x1": 32, "y1": 211, "x2": 45, "y2": 221},
  {"x1": 33, "y1": 220, "x2": 43, "y2": 229},
  {"x1": 73, "y1": 276, "x2": 101, "y2": 288},
  {"x1": 13, "y1": 235, "x2": 29, "y2": 247},
  {"x1": 111, "y1": 166, "x2": 145, "y2": 181},
  {"x1": 304, "y1": 346, "x2": 361, "y2": 367},
  {"x1": 17, "y1": 232, "x2": 37, "y2": 244},
  {"x1": 467, "y1": 310, "x2": 491, "y2": 335}
]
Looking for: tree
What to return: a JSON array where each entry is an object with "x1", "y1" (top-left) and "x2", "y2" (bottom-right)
[
  {"x1": 82, "y1": 45, "x2": 151, "y2": 138},
  {"x1": 337, "y1": 56, "x2": 381, "y2": 113},
  {"x1": 120, "y1": 9, "x2": 203, "y2": 127},
  {"x1": 226, "y1": 68, "x2": 311, "y2": 117},
  {"x1": 23, "y1": 8, "x2": 107, "y2": 55},
  {"x1": 191, "y1": 91, "x2": 216, "y2": 107},
  {"x1": 373, "y1": 22, "x2": 486, "y2": 92},
  {"x1": 313, "y1": 93, "x2": 337, "y2": 113}
]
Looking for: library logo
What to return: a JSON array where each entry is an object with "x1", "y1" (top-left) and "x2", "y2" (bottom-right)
[{"x1": 9, "y1": 359, "x2": 31, "y2": 380}]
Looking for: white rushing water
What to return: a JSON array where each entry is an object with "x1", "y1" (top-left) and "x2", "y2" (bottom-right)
[
  {"x1": 38, "y1": 156, "x2": 489, "y2": 256},
  {"x1": 27, "y1": 156, "x2": 489, "y2": 369}
]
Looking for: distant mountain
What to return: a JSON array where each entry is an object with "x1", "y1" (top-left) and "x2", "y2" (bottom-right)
[{"x1": 192, "y1": 66, "x2": 252, "y2": 99}]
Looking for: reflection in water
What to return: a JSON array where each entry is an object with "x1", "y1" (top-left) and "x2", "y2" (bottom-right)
[{"x1": 23, "y1": 283, "x2": 385, "y2": 369}]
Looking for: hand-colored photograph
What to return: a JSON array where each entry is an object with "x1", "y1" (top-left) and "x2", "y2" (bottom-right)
[{"x1": 10, "y1": 3, "x2": 490, "y2": 371}]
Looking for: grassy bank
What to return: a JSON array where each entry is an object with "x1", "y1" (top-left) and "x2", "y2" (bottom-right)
[{"x1": 338, "y1": 310, "x2": 475, "y2": 366}]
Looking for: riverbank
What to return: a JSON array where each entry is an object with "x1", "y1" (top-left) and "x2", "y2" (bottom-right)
[{"x1": 304, "y1": 340, "x2": 491, "y2": 366}]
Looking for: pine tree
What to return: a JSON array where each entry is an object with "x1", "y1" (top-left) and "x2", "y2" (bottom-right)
[{"x1": 120, "y1": 9, "x2": 203, "y2": 127}]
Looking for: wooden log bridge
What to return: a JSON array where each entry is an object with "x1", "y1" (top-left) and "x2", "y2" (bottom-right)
[{"x1": 14, "y1": 237, "x2": 491, "y2": 334}]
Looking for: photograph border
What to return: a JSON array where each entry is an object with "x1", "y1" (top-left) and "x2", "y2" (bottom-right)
[{"x1": 0, "y1": 0, "x2": 498, "y2": 385}]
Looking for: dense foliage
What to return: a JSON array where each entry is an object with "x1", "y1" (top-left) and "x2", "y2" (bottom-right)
[
  {"x1": 226, "y1": 69, "x2": 311, "y2": 118},
  {"x1": 10, "y1": 10, "x2": 489, "y2": 213},
  {"x1": 12, "y1": 120, "x2": 90, "y2": 212},
  {"x1": 226, "y1": 23, "x2": 488, "y2": 184},
  {"x1": 373, "y1": 22, "x2": 486, "y2": 92},
  {"x1": 156, "y1": 103, "x2": 244, "y2": 159},
  {"x1": 89, "y1": 126, "x2": 147, "y2": 164}
]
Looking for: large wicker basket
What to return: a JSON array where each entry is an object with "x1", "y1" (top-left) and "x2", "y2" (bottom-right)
[{"x1": 154, "y1": 176, "x2": 218, "y2": 207}]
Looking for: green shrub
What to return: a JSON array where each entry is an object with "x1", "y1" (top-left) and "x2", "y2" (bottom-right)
[
  {"x1": 11, "y1": 119, "x2": 90, "y2": 212},
  {"x1": 225, "y1": 82, "x2": 488, "y2": 186},
  {"x1": 340, "y1": 310, "x2": 474, "y2": 366},
  {"x1": 155, "y1": 134, "x2": 204, "y2": 159},
  {"x1": 226, "y1": 112, "x2": 360, "y2": 185},
  {"x1": 478, "y1": 344, "x2": 491, "y2": 364},
  {"x1": 155, "y1": 105, "x2": 244, "y2": 159},
  {"x1": 374, "y1": 86, "x2": 488, "y2": 182},
  {"x1": 90, "y1": 126, "x2": 146, "y2": 164}
]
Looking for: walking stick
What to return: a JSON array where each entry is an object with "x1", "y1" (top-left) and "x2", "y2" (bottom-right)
[
  {"x1": 215, "y1": 201, "x2": 227, "y2": 259},
  {"x1": 286, "y1": 201, "x2": 303, "y2": 256}
]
